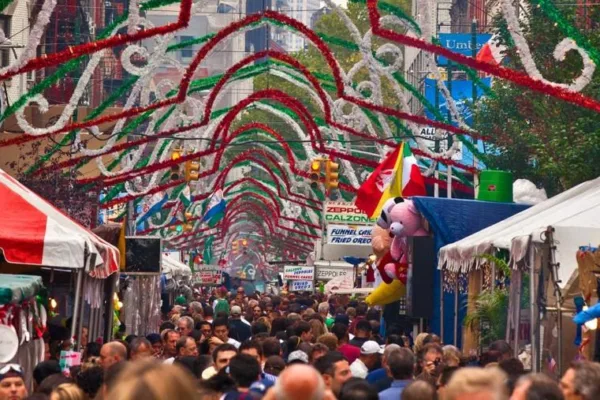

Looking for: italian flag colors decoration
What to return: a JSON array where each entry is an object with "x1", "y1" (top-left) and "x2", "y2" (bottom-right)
[{"x1": 355, "y1": 143, "x2": 426, "y2": 218}]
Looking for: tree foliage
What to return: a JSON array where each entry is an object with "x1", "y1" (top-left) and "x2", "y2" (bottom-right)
[{"x1": 474, "y1": 7, "x2": 600, "y2": 196}]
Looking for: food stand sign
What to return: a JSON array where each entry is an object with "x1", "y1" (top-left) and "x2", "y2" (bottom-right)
[
  {"x1": 327, "y1": 224, "x2": 372, "y2": 246},
  {"x1": 283, "y1": 265, "x2": 315, "y2": 280},
  {"x1": 193, "y1": 265, "x2": 222, "y2": 285},
  {"x1": 289, "y1": 280, "x2": 314, "y2": 292},
  {"x1": 316, "y1": 266, "x2": 355, "y2": 281},
  {"x1": 324, "y1": 201, "x2": 377, "y2": 224}
]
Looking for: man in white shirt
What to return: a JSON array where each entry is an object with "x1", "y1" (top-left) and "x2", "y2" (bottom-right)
[
  {"x1": 211, "y1": 317, "x2": 241, "y2": 348},
  {"x1": 349, "y1": 340, "x2": 383, "y2": 379}
]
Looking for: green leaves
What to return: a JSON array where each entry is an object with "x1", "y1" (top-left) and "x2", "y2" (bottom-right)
[{"x1": 473, "y1": 5, "x2": 600, "y2": 196}]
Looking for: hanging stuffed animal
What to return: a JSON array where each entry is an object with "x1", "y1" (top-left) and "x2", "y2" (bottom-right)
[
  {"x1": 366, "y1": 223, "x2": 403, "y2": 306},
  {"x1": 376, "y1": 197, "x2": 427, "y2": 283}
]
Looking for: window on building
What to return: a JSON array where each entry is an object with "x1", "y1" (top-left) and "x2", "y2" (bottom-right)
[
  {"x1": 0, "y1": 15, "x2": 11, "y2": 67},
  {"x1": 179, "y1": 36, "x2": 194, "y2": 58},
  {"x1": 217, "y1": 3, "x2": 234, "y2": 13}
]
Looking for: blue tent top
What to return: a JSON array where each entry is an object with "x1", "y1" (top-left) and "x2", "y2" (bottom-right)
[{"x1": 411, "y1": 196, "x2": 530, "y2": 346}]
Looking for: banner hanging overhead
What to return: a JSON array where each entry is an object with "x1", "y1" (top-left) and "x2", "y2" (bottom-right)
[
  {"x1": 327, "y1": 225, "x2": 372, "y2": 246},
  {"x1": 283, "y1": 265, "x2": 315, "y2": 281},
  {"x1": 324, "y1": 201, "x2": 377, "y2": 224},
  {"x1": 437, "y1": 33, "x2": 492, "y2": 65}
]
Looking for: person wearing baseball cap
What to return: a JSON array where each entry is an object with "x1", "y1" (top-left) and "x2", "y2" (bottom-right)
[
  {"x1": 287, "y1": 350, "x2": 309, "y2": 365},
  {"x1": 349, "y1": 340, "x2": 383, "y2": 379},
  {"x1": 0, "y1": 364, "x2": 28, "y2": 400},
  {"x1": 229, "y1": 306, "x2": 251, "y2": 343}
]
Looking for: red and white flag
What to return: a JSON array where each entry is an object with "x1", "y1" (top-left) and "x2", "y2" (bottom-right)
[{"x1": 476, "y1": 34, "x2": 506, "y2": 66}]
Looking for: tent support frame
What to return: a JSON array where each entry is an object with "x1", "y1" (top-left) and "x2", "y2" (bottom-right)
[
  {"x1": 545, "y1": 226, "x2": 563, "y2": 374},
  {"x1": 530, "y1": 247, "x2": 539, "y2": 373},
  {"x1": 440, "y1": 269, "x2": 444, "y2": 341},
  {"x1": 454, "y1": 280, "x2": 459, "y2": 346},
  {"x1": 71, "y1": 268, "x2": 85, "y2": 339}
]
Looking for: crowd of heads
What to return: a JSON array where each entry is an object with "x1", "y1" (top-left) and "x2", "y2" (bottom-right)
[{"x1": 4, "y1": 289, "x2": 600, "y2": 400}]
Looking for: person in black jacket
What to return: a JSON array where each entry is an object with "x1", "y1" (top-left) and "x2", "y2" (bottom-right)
[{"x1": 229, "y1": 306, "x2": 252, "y2": 343}]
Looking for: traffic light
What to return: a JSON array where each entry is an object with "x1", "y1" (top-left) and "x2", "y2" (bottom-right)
[
  {"x1": 185, "y1": 160, "x2": 200, "y2": 182},
  {"x1": 232, "y1": 240, "x2": 239, "y2": 254},
  {"x1": 309, "y1": 159, "x2": 322, "y2": 189},
  {"x1": 325, "y1": 159, "x2": 339, "y2": 191},
  {"x1": 183, "y1": 223, "x2": 193, "y2": 232},
  {"x1": 171, "y1": 148, "x2": 183, "y2": 161},
  {"x1": 170, "y1": 165, "x2": 180, "y2": 180}
]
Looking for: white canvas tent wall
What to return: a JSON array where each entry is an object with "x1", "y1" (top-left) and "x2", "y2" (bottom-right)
[
  {"x1": 438, "y1": 176, "x2": 600, "y2": 373},
  {"x1": 439, "y1": 176, "x2": 600, "y2": 290}
]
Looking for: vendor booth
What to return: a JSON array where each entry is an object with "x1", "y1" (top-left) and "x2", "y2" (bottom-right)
[
  {"x1": 0, "y1": 169, "x2": 120, "y2": 384},
  {"x1": 439, "y1": 176, "x2": 600, "y2": 373},
  {"x1": 411, "y1": 196, "x2": 530, "y2": 346},
  {"x1": 0, "y1": 274, "x2": 45, "y2": 389}
]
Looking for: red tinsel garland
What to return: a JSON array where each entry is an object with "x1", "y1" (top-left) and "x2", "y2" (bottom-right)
[
  {"x1": 218, "y1": 204, "x2": 317, "y2": 244},
  {"x1": 76, "y1": 93, "x2": 375, "y2": 189},
  {"x1": 222, "y1": 176, "x2": 322, "y2": 221},
  {"x1": 15, "y1": 11, "x2": 485, "y2": 175},
  {"x1": 223, "y1": 193, "x2": 319, "y2": 238},
  {"x1": 0, "y1": 0, "x2": 193, "y2": 80},
  {"x1": 222, "y1": 204, "x2": 317, "y2": 244},
  {"x1": 366, "y1": 0, "x2": 600, "y2": 113}
]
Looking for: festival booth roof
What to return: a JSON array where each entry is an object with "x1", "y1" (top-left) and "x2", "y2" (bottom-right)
[
  {"x1": 0, "y1": 169, "x2": 120, "y2": 278},
  {"x1": 438, "y1": 176, "x2": 600, "y2": 290},
  {"x1": 162, "y1": 255, "x2": 192, "y2": 277},
  {"x1": 411, "y1": 196, "x2": 531, "y2": 346}
]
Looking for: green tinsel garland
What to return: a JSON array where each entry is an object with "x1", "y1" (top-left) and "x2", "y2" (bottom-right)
[
  {"x1": 350, "y1": 0, "x2": 421, "y2": 35},
  {"x1": 530, "y1": 0, "x2": 600, "y2": 66}
]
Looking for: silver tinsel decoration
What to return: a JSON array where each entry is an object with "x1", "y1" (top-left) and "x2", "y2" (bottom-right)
[{"x1": 122, "y1": 276, "x2": 161, "y2": 336}]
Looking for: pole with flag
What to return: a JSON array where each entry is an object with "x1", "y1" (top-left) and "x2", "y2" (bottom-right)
[
  {"x1": 355, "y1": 142, "x2": 426, "y2": 218},
  {"x1": 202, "y1": 189, "x2": 226, "y2": 227}
]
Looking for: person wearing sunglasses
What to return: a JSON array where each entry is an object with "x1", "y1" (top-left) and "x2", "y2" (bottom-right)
[{"x1": 0, "y1": 364, "x2": 28, "y2": 400}]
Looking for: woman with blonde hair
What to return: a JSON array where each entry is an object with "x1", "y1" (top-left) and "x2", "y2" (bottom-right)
[
  {"x1": 309, "y1": 319, "x2": 326, "y2": 344},
  {"x1": 105, "y1": 361, "x2": 199, "y2": 400},
  {"x1": 442, "y1": 367, "x2": 508, "y2": 400},
  {"x1": 442, "y1": 345, "x2": 462, "y2": 367},
  {"x1": 50, "y1": 383, "x2": 87, "y2": 400},
  {"x1": 413, "y1": 332, "x2": 430, "y2": 354}
]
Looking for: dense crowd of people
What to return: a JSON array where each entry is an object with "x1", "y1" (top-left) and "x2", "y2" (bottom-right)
[{"x1": 3, "y1": 287, "x2": 600, "y2": 400}]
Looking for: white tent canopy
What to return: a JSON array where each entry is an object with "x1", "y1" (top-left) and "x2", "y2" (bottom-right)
[
  {"x1": 162, "y1": 255, "x2": 192, "y2": 278},
  {"x1": 439, "y1": 176, "x2": 600, "y2": 289}
]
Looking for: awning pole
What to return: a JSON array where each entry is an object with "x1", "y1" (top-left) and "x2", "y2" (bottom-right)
[
  {"x1": 76, "y1": 275, "x2": 86, "y2": 350},
  {"x1": 89, "y1": 306, "x2": 96, "y2": 345},
  {"x1": 103, "y1": 273, "x2": 117, "y2": 342},
  {"x1": 454, "y1": 279, "x2": 459, "y2": 346},
  {"x1": 71, "y1": 269, "x2": 84, "y2": 339},
  {"x1": 513, "y1": 269, "x2": 522, "y2": 358},
  {"x1": 440, "y1": 269, "x2": 444, "y2": 341},
  {"x1": 529, "y1": 247, "x2": 538, "y2": 373},
  {"x1": 546, "y1": 227, "x2": 563, "y2": 374}
]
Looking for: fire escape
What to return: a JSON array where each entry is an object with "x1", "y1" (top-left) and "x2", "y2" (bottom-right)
[{"x1": 33, "y1": 0, "x2": 129, "y2": 107}]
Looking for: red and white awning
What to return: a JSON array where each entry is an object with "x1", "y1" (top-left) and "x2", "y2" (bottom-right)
[{"x1": 0, "y1": 169, "x2": 120, "y2": 278}]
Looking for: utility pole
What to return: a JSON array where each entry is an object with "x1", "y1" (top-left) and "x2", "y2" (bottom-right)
[{"x1": 446, "y1": 60, "x2": 453, "y2": 199}]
